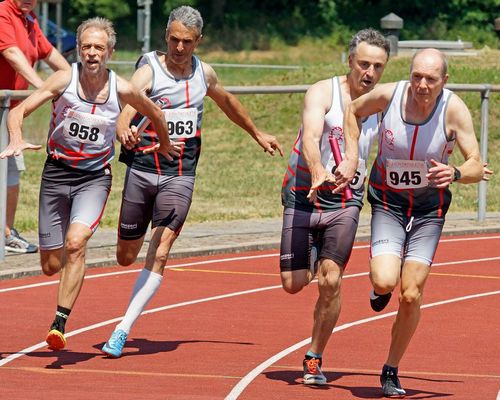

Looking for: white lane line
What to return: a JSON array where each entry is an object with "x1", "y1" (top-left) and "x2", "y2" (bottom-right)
[
  {"x1": 0, "y1": 253, "x2": 279, "y2": 293},
  {"x1": 2, "y1": 233, "x2": 500, "y2": 294},
  {"x1": 225, "y1": 290, "x2": 500, "y2": 400},
  {"x1": 0, "y1": 283, "x2": 282, "y2": 368}
]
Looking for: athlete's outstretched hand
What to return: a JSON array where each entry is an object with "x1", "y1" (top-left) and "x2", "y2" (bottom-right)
[
  {"x1": 256, "y1": 132, "x2": 284, "y2": 157},
  {"x1": 307, "y1": 166, "x2": 336, "y2": 203},
  {"x1": 142, "y1": 140, "x2": 184, "y2": 161},
  {"x1": 0, "y1": 140, "x2": 41, "y2": 158},
  {"x1": 482, "y1": 162, "x2": 493, "y2": 181}
]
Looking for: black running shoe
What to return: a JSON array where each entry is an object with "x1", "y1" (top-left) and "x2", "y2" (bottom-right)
[
  {"x1": 370, "y1": 289, "x2": 392, "y2": 312},
  {"x1": 380, "y1": 365, "x2": 406, "y2": 398}
]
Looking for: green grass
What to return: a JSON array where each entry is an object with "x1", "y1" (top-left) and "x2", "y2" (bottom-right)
[{"x1": 13, "y1": 45, "x2": 500, "y2": 232}]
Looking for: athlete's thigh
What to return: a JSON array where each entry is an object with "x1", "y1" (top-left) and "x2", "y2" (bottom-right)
[
  {"x1": 280, "y1": 207, "x2": 314, "y2": 272},
  {"x1": 404, "y1": 216, "x2": 444, "y2": 266},
  {"x1": 153, "y1": 175, "x2": 195, "y2": 233},
  {"x1": 320, "y1": 206, "x2": 360, "y2": 268},
  {"x1": 39, "y1": 178, "x2": 71, "y2": 250},
  {"x1": 370, "y1": 207, "x2": 406, "y2": 259},
  {"x1": 70, "y1": 174, "x2": 112, "y2": 232},
  {"x1": 118, "y1": 168, "x2": 156, "y2": 240}
]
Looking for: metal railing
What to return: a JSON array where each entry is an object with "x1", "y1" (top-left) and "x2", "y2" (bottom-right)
[{"x1": 0, "y1": 83, "x2": 498, "y2": 261}]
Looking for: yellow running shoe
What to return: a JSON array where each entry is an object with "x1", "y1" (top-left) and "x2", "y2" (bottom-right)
[{"x1": 46, "y1": 329, "x2": 66, "y2": 350}]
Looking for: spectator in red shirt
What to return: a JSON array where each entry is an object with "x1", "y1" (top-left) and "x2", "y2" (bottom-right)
[{"x1": 0, "y1": 0, "x2": 69, "y2": 253}]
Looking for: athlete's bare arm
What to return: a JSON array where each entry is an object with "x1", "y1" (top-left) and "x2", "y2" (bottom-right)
[
  {"x1": 339, "y1": 82, "x2": 396, "y2": 191},
  {"x1": 301, "y1": 79, "x2": 336, "y2": 202},
  {"x1": 427, "y1": 93, "x2": 483, "y2": 187},
  {"x1": 203, "y1": 62, "x2": 283, "y2": 157},
  {"x1": 116, "y1": 67, "x2": 179, "y2": 160},
  {"x1": 0, "y1": 69, "x2": 72, "y2": 158}
]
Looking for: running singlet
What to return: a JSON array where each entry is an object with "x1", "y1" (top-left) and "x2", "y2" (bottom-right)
[
  {"x1": 281, "y1": 76, "x2": 378, "y2": 212},
  {"x1": 119, "y1": 51, "x2": 208, "y2": 176},
  {"x1": 368, "y1": 80, "x2": 455, "y2": 218},
  {"x1": 46, "y1": 62, "x2": 121, "y2": 171}
]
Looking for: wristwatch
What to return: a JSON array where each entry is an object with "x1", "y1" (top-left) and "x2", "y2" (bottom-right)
[{"x1": 453, "y1": 166, "x2": 461, "y2": 182}]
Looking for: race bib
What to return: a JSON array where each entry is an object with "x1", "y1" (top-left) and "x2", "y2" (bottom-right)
[
  {"x1": 327, "y1": 155, "x2": 366, "y2": 190},
  {"x1": 163, "y1": 108, "x2": 197, "y2": 139},
  {"x1": 63, "y1": 109, "x2": 110, "y2": 145},
  {"x1": 386, "y1": 159, "x2": 429, "y2": 189}
]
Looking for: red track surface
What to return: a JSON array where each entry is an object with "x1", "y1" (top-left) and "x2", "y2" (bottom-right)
[{"x1": 1, "y1": 234, "x2": 499, "y2": 399}]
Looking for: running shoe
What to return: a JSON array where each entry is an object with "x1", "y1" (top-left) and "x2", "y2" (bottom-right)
[
  {"x1": 5, "y1": 228, "x2": 38, "y2": 254},
  {"x1": 370, "y1": 289, "x2": 392, "y2": 312},
  {"x1": 102, "y1": 329, "x2": 128, "y2": 358},
  {"x1": 46, "y1": 329, "x2": 66, "y2": 350},
  {"x1": 380, "y1": 365, "x2": 406, "y2": 398},
  {"x1": 303, "y1": 356, "x2": 327, "y2": 385}
]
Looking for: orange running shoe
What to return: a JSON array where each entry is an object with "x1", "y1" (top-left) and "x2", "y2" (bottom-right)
[
  {"x1": 303, "y1": 356, "x2": 326, "y2": 385},
  {"x1": 46, "y1": 329, "x2": 66, "y2": 350}
]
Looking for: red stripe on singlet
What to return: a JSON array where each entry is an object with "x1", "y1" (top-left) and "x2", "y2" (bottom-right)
[
  {"x1": 405, "y1": 125, "x2": 420, "y2": 216},
  {"x1": 178, "y1": 81, "x2": 191, "y2": 176}
]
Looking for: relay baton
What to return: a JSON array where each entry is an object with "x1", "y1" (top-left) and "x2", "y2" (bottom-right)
[
  {"x1": 135, "y1": 98, "x2": 168, "y2": 135},
  {"x1": 328, "y1": 134, "x2": 353, "y2": 200}
]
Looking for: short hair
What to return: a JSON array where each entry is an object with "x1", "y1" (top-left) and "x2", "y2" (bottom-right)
[
  {"x1": 410, "y1": 48, "x2": 448, "y2": 77},
  {"x1": 348, "y1": 28, "x2": 390, "y2": 58},
  {"x1": 77, "y1": 17, "x2": 117, "y2": 49},
  {"x1": 167, "y1": 6, "x2": 203, "y2": 36}
]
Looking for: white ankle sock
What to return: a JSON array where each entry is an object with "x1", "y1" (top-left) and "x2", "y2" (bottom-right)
[{"x1": 116, "y1": 268, "x2": 163, "y2": 334}]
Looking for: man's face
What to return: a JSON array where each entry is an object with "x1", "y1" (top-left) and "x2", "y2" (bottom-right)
[
  {"x1": 410, "y1": 53, "x2": 448, "y2": 106},
  {"x1": 165, "y1": 20, "x2": 201, "y2": 66},
  {"x1": 13, "y1": 0, "x2": 36, "y2": 14},
  {"x1": 78, "y1": 27, "x2": 112, "y2": 75},
  {"x1": 348, "y1": 42, "x2": 388, "y2": 95}
]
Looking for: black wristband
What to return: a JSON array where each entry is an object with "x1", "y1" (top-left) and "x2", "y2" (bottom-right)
[{"x1": 453, "y1": 166, "x2": 461, "y2": 182}]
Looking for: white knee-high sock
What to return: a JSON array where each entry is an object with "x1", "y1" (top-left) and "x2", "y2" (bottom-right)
[{"x1": 116, "y1": 268, "x2": 163, "y2": 334}]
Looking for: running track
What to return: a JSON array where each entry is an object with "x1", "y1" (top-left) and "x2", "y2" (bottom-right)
[{"x1": 1, "y1": 234, "x2": 499, "y2": 399}]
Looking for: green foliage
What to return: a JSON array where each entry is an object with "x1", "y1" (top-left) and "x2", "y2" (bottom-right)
[{"x1": 69, "y1": 0, "x2": 131, "y2": 21}]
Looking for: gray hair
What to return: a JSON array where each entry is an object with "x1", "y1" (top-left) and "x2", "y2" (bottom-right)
[
  {"x1": 410, "y1": 48, "x2": 448, "y2": 77},
  {"x1": 167, "y1": 6, "x2": 203, "y2": 36},
  {"x1": 77, "y1": 17, "x2": 116, "y2": 49},
  {"x1": 348, "y1": 28, "x2": 390, "y2": 58}
]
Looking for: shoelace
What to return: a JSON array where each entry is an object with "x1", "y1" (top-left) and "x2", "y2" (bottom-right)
[{"x1": 305, "y1": 358, "x2": 321, "y2": 374}]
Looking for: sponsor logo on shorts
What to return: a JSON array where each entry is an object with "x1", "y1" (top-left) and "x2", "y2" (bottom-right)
[
  {"x1": 280, "y1": 253, "x2": 294, "y2": 261},
  {"x1": 120, "y1": 223, "x2": 138, "y2": 230},
  {"x1": 373, "y1": 239, "x2": 389, "y2": 246},
  {"x1": 39, "y1": 232, "x2": 51, "y2": 238}
]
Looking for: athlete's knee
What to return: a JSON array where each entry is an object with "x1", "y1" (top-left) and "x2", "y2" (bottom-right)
[
  {"x1": 280, "y1": 270, "x2": 309, "y2": 294},
  {"x1": 317, "y1": 262, "x2": 342, "y2": 300},
  {"x1": 40, "y1": 250, "x2": 62, "y2": 276},
  {"x1": 281, "y1": 278, "x2": 306, "y2": 294},
  {"x1": 116, "y1": 250, "x2": 137, "y2": 266},
  {"x1": 400, "y1": 286, "x2": 422, "y2": 305},
  {"x1": 64, "y1": 235, "x2": 87, "y2": 256}
]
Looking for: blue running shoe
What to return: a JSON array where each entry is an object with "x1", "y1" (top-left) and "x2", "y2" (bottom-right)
[{"x1": 102, "y1": 329, "x2": 128, "y2": 358}]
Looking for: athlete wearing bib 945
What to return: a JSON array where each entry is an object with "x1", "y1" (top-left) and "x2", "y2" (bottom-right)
[
  {"x1": 0, "y1": 17, "x2": 170, "y2": 352},
  {"x1": 343, "y1": 48, "x2": 484, "y2": 397},
  {"x1": 101, "y1": 6, "x2": 283, "y2": 359},
  {"x1": 279, "y1": 29, "x2": 390, "y2": 388}
]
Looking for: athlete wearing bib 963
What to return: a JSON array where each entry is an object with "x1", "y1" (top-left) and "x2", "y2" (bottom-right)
[
  {"x1": 343, "y1": 48, "x2": 484, "y2": 397},
  {"x1": 0, "y1": 17, "x2": 171, "y2": 352},
  {"x1": 279, "y1": 29, "x2": 390, "y2": 388},
  {"x1": 101, "y1": 6, "x2": 283, "y2": 359}
]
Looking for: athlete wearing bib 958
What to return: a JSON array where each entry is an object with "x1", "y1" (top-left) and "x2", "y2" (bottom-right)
[{"x1": 0, "y1": 17, "x2": 171, "y2": 352}]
